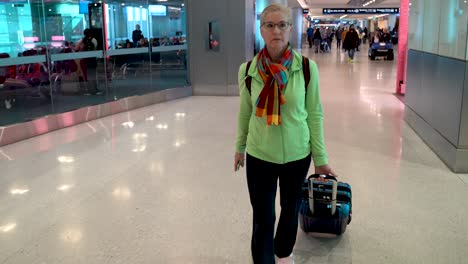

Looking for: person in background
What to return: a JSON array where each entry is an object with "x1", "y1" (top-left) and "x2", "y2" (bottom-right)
[
  {"x1": 132, "y1": 24, "x2": 144, "y2": 46},
  {"x1": 313, "y1": 27, "x2": 322, "y2": 53},
  {"x1": 355, "y1": 27, "x2": 361, "y2": 51},
  {"x1": 363, "y1": 27, "x2": 369, "y2": 44},
  {"x1": 306, "y1": 26, "x2": 314, "y2": 48},
  {"x1": 234, "y1": 3, "x2": 336, "y2": 264},
  {"x1": 382, "y1": 28, "x2": 391, "y2": 43},
  {"x1": 76, "y1": 29, "x2": 102, "y2": 95},
  {"x1": 343, "y1": 24, "x2": 359, "y2": 63},
  {"x1": 341, "y1": 26, "x2": 348, "y2": 51},
  {"x1": 336, "y1": 27, "x2": 343, "y2": 49},
  {"x1": 327, "y1": 29, "x2": 334, "y2": 51},
  {"x1": 138, "y1": 38, "x2": 149, "y2": 47},
  {"x1": 371, "y1": 31, "x2": 381, "y2": 44},
  {"x1": 125, "y1": 39, "x2": 134, "y2": 48}
]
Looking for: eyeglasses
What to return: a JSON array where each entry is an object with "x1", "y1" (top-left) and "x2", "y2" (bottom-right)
[{"x1": 262, "y1": 22, "x2": 291, "y2": 31}]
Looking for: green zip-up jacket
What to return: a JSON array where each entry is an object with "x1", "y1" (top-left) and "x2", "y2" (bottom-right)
[{"x1": 235, "y1": 50, "x2": 328, "y2": 166}]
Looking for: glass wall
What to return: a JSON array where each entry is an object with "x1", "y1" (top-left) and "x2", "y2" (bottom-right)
[
  {"x1": 408, "y1": 0, "x2": 468, "y2": 60},
  {"x1": 0, "y1": 0, "x2": 188, "y2": 126}
]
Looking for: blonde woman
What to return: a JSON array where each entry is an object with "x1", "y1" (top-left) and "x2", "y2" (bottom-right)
[{"x1": 234, "y1": 3, "x2": 336, "y2": 264}]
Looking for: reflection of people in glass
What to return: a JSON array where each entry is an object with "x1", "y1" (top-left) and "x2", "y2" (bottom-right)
[
  {"x1": 132, "y1": 24, "x2": 144, "y2": 46},
  {"x1": 125, "y1": 39, "x2": 134, "y2": 49},
  {"x1": 76, "y1": 29, "x2": 102, "y2": 95},
  {"x1": 138, "y1": 38, "x2": 149, "y2": 47}
]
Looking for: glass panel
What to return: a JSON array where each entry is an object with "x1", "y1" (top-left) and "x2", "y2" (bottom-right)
[
  {"x1": 106, "y1": 0, "x2": 152, "y2": 100},
  {"x1": 422, "y1": 0, "x2": 441, "y2": 54},
  {"x1": 148, "y1": 1, "x2": 188, "y2": 91},
  {"x1": 438, "y1": 0, "x2": 468, "y2": 60},
  {"x1": 408, "y1": 0, "x2": 424, "y2": 51},
  {"x1": 42, "y1": 0, "x2": 110, "y2": 114},
  {"x1": 0, "y1": 0, "x2": 53, "y2": 126},
  {"x1": 0, "y1": 0, "x2": 189, "y2": 127},
  {"x1": 106, "y1": 0, "x2": 187, "y2": 100}
]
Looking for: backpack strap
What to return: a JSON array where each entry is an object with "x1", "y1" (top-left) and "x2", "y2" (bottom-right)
[
  {"x1": 302, "y1": 56, "x2": 311, "y2": 94},
  {"x1": 245, "y1": 60, "x2": 252, "y2": 94}
]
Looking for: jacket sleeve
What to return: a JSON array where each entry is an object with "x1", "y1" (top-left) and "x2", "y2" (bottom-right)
[
  {"x1": 305, "y1": 60, "x2": 328, "y2": 166},
  {"x1": 235, "y1": 62, "x2": 253, "y2": 153}
]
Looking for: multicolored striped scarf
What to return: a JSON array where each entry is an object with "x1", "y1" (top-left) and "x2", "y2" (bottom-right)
[{"x1": 255, "y1": 45, "x2": 293, "y2": 126}]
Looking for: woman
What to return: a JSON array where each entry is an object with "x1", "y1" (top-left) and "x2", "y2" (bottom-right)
[
  {"x1": 312, "y1": 27, "x2": 322, "y2": 53},
  {"x1": 234, "y1": 3, "x2": 336, "y2": 264},
  {"x1": 371, "y1": 31, "x2": 381, "y2": 44},
  {"x1": 343, "y1": 24, "x2": 359, "y2": 62}
]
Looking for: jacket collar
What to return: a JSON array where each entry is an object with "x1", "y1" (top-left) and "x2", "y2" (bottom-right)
[{"x1": 247, "y1": 49, "x2": 303, "y2": 82}]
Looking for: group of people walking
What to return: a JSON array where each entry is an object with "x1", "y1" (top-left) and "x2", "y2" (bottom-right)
[{"x1": 307, "y1": 25, "x2": 368, "y2": 63}]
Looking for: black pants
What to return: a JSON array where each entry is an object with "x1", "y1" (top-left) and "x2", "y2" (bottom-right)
[
  {"x1": 307, "y1": 37, "x2": 313, "y2": 48},
  {"x1": 337, "y1": 39, "x2": 342, "y2": 49},
  {"x1": 246, "y1": 153, "x2": 311, "y2": 264}
]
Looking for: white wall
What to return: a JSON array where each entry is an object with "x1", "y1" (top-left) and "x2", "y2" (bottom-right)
[
  {"x1": 187, "y1": 0, "x2": 254, "y2": 96},
  {"x1": 408, "y1": 0, "x2": 468, "y2": 60}
]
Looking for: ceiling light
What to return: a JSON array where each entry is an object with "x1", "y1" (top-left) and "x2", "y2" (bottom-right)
[
  {"x1": 156, "y1": 124, "x2": 168, "y2": 130},
  {"x1": 60, "y1": 229, "x2": 83, "y2": 243},
  {"x1": 57, "y1": 185, "x2": 73, "y2": 191},
  {"x1": 58, "y1": 156, "x2": 74, "y2": 163},
  {"x1": 133, "y1": 133, "x2": 148, "y2": 139},
  {"x1": 10, "y1": 189, "x2": 29, "y2": 195},
  {"x1": 132, "y1": 146, "x2": 146, "y2": 152},
  {"x1": 0, "y1": 223, "x2": 16, "y2": 233},
  {"x1": 113, "y1": 187, "x2": 132, "y2": 200},
  {"x1": 122, "y1": 121, "x2": 134, "y2": 128}
]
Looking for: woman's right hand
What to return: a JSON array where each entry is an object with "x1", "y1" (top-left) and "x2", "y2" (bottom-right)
[{"x1": 234, "y1": 152, "x2": 245, "y2": 172}]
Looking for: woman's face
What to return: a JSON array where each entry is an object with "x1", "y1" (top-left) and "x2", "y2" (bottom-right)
[{"x1": 260, "y1": 11, "x2": 291, "y2": 54}]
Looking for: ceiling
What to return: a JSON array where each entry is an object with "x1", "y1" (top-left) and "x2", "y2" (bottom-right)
[
  {"x1": 288, "y1": 0, "x2": 401, "y2": 8},
  {"x1": 1, "y1": 0, "x2": 184, "y2": 5},
  {"x1": 288, "y1": 0, "x2": 401, "y2": 19}
]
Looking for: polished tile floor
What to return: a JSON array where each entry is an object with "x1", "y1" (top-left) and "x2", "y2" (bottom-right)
[{"x1": 1, "y1": 45, "x2": 468, "y2": 264}]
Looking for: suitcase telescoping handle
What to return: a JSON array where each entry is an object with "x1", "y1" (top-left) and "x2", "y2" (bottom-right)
[
  {"x1": 308, "y1": 174, "x2": 337, "y2": 181},
  {"x1": 308, "y1": 174, "x2": 338, "y2": 215}
]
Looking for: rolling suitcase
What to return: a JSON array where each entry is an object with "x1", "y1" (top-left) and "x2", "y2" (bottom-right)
[{"x1": 299, "y1": 174, "x2": 352, "y2": 235}]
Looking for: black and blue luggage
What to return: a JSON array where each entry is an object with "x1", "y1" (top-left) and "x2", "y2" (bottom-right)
[{"x1": 299, "y1": 174, "x2": 352, "y2": 235}]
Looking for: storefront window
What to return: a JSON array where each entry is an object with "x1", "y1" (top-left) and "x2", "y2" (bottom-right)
[{"x1": 0, "y1": 0, "x2": 188, "y2": 127}]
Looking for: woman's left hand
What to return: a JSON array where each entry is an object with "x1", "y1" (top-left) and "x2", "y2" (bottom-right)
[{"x1": 315, "y1": 164, "x2": 338, "y2": 177}]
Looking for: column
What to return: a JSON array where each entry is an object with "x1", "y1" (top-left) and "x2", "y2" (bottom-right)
[
  {"x1": 290, "y1": 7, "x2": 303, "y2": 49},
  {"x1": 405, "y1": 0, "x2": 468, "y2": 172},
  {"x1": 187, "y1": 0, "x2": 255, "y2": 96},
  {"x1": 396, "y1": 0, "x2": 409, "y2": 95}
]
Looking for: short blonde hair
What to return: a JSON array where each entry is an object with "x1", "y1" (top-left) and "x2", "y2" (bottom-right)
[{"x1": 260, "y1": 3, "x2": 292, "y2": 25}]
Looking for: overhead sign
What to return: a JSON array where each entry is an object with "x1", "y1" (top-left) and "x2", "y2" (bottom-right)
[
  {"x1": 323, "y1": 8, "x2": 400, "y2": 15},
  {"x1": 303, "y1": 9, "x2": 309, "y2": 14}
]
